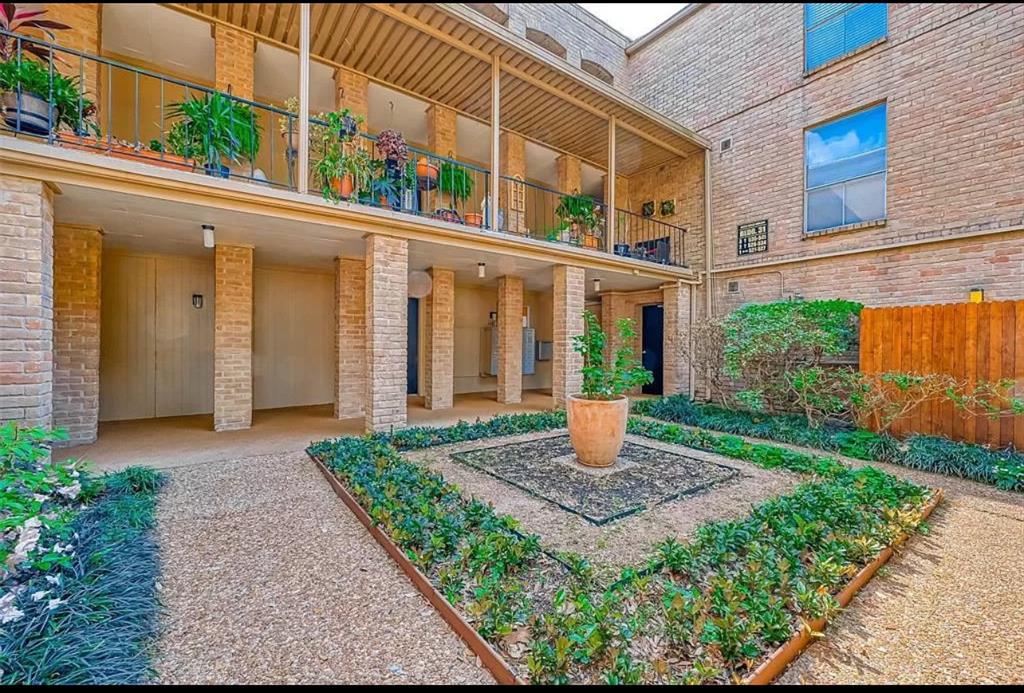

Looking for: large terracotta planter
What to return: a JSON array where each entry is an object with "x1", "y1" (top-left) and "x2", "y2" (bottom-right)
[{"x1": 567, "y1": 394, "x2": 629, "y2": 467}]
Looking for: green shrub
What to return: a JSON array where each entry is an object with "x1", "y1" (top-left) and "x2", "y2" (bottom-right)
[
  {"x1": 902, "y1": 435, "x2": 1024, "y2": 490},
  {"x1": 1, "y1": 442, "x2": 164, "y2": 685}
]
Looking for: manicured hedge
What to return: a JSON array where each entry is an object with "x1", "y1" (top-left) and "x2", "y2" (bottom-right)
[
  {"x1": 634, "y1": 395, "x2": 1024, "y2": 491},
  {"x1": 0, "y1": 465, "x2": 164, "y2": 684},
  {"x1": 308, "y1": 413, "x2": 935, "y2": 684}
]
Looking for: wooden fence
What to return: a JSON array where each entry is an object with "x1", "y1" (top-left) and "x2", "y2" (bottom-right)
[{"x1": 859, "y1": 300, "x2": 1024, "y2": 449}]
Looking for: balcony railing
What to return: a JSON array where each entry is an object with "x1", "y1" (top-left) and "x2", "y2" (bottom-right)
[
  {"x1": 614, "y1": 209, "x2": 687, "y2": 267},
  {"x1": 498, "y1": 177, "x2": 608, "y2": 252},
  {"x1": 1, "y1": 30, "x2": 685, "y2": 268}
]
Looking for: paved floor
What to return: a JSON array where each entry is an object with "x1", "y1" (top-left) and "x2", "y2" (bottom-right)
[
  {"x1": 58, "y1": 391, "x2": 553, "y2": 471},
  {"x1": 153, "y1": 451, "x2": 495, "y2": 685}
]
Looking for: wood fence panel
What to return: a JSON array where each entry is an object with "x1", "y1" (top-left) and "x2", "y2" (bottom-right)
[{"x1": 860, "y1": 300, "x2": 1024, "y2": 448}]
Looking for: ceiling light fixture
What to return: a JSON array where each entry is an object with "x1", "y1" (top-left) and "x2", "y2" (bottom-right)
[
  {"x1": 478, "y1": 262, "x2": 486, "y2": 279},
  {"x1": 201, "y1": 223, "x2": 215, "y2": 249}
]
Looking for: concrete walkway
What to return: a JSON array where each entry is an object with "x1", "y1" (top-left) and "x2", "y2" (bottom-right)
[{"x1": 153, "y1": 451, "x2": 494, "y2": 685}]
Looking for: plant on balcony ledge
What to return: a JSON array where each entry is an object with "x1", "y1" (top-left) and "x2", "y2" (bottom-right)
[
  {"x1": 167, "y1": 91, "x2": 261, "y2": 178},
  {"x1": 556, "y1": 191, "x2": 601, "y2": 247},
  {"x1": 1, "y1": 4, "x2": 98, "y2": 136},
  {"x1": 375, "y1": 128, "x2": 408, "y2": 179},
  {"x1": 435, "y1": 161, "x2": 476, "y2": 225}
]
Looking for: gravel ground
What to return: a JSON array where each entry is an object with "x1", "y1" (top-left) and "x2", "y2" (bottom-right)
[
  {"x1": 152, "y1": 451, "x2": 494, "y2": 685},
  {"x1": 409, "y1": 430, "x2": 800, "y2": 575}
]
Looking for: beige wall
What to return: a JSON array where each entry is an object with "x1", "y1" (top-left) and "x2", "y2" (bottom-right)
[
  {"x1": 254, "y1": 267, "x2": 335, "y2": 410},
  {"x1": 100, "y1": 252, "x2": 215, "y2": 421},
  {"x1": 452, "y1": 284, "x2": 553, "y2": 395}
]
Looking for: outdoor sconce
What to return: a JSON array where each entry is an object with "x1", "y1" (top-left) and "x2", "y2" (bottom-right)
[
  {"x1": 593, "y1": 278, "x2": 601, "y2": 293},
  {"x1": 478, "y1": 262, "x2": 486, "y2": 279},
  {"x1": 192, "y1": 294, "x2": 204, "y2": 309},
  {"x1": 969, "y1": 288, "x2": 984, "y2": 304},
  {"x1": 202, "y1": 223, "x2": 215, "y2": 249}
]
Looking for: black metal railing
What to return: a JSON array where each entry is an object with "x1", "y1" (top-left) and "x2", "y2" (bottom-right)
[
  {"x1": 2, "y1": 30, "x2": 688, "y2": 266},
  {"x1": 497, "y1": 177, "x2": 608, "y2": 252},
  {"x1": 613, "y1": 209, "x2": 687, "y2": 266}
]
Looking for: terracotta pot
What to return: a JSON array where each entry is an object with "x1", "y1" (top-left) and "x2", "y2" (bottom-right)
[
  {"x1": 416, "y1": 157, "x2": 439, "y2": 190},
  {"x1": 464, "y1": 212, "x2": 484, "y2": 227},
  {"x1": 331, "y1": 174, "x2": 354, "y2": 198},
  {"x1": 567, "y1": 394, "x2": 628, "y2": 467}
]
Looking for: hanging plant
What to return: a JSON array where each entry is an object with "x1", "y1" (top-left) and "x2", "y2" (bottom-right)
[{"x1": 376, "y1": 128, "x2": 408, "y2": 163}]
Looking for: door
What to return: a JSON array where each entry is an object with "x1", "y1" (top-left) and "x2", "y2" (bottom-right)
[
  {"x1": 641, "y1": 304, "x2": 664, "y2": 395},
  {"x1": 407, "y1": 297, "x2": 419, "y2": 395}
]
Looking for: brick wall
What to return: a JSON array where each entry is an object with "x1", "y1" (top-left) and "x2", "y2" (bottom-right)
[
  {"x1": 365, "y1": 235, "x2": 408, "y2": 432},
  {"x1": 556, "y1": 154, "x2": 582, "y2": 194},
  {"x1": 427, "y1": 104, "x2": 458, "y2": 157},
  {"x1": 662, "y1": 282, "x2": 692, "y2": 396},
  {"x1": 496, "y1": 275, "x2": 524, "y2": 404},
  {"x1": 335, "y1": 67, "x2": 369, "y2": 125},
  {"x1": 424, "y1": 267, "x2": 455, "y2": 410},
  {"x1": 626, "y1": 154, "x2": 706, "y2": 271},
  {"x1": 214, "y1": 24, "x2": 254, "y2": 100},
  {"x1": 335, "y1": 257, "x2": 365, "y2": 419},
  {"x1": 0, "y1": 176, "x2": 54, "y2": 429},
  {"x1": 626, "y1": 4, "x2": 1024, "y2": 316},
  {"x1": 214, "y1": 244, "x2": 253, "y2": 431},
  {"x1": 500, "y1": 132, "x2": 527, "y2": 234},
  {"x1": 53, "y1": 225, "x2": 101, "y2": 444},
  {"x1": 552, "y1": 265, "x2": 584, "y2": 406},
  {"x1": 42, "y1": 3, "x2": 101, "y2": 103}
]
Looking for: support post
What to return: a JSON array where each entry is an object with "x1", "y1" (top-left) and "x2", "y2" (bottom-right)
[
  {"x1": 607, "y1": 116, "x2": 617, "y2": 252},
  {"x1": 297, "y1": 3, "x2": 311, "y2": 195},
  {"x1": 489, "y1": 56, "x2": 501, "y2": 231}
]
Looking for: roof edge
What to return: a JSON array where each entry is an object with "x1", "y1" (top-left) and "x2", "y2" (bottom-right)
[{"x1": 627, "y1": 3, "x2": 709, "y2": 55}]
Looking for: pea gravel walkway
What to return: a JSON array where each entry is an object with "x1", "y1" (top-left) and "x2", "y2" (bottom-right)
[{"x1": 153, "y1": 451, "x2": 494, "y2": 685}]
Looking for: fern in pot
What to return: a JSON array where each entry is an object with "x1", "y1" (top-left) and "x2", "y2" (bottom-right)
[{"x1": 567, "y1": 310, "x2": 653, "y2": 467}]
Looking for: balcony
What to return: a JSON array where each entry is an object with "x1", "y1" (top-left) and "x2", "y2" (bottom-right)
[{"x1": 1, "y1": 5, "x2": 701, "y2": 269}]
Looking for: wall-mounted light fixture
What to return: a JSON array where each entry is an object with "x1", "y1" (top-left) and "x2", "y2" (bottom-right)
[
  {"x1": 192, "y1": 294, "x2": 204, "y2": 309},
  {"x1": 969, "y1": 288, "x2": 985, "y2": 304},
  {"x1": 593, "y1": 278, "x2": 601, "y2": 293},
  {"x1": 478, "y1": 262, "x2": 486, "y2": 279},
  {"x1": 202, "y1": 223, "x2": 215, "y2": 249}
]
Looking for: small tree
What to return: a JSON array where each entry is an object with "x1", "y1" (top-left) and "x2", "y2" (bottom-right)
[
  {"x1": 573, "y1": 310, "x2": 653, "y2": 399},
  {"x1": 676, "y1": 317, "x2": 731, "y2": 404}
]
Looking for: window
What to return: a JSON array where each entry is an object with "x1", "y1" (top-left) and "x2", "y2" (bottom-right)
[
  {"x1": 805, "y1": 103, "x2": 887, "y2": 233},
  {"x1": 805, "y1": 4, "x2": 887, "y2": 71}
]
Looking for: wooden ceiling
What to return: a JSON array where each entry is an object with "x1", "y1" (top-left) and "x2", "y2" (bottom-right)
[{"x1": 171, "y1": 2, "x2": 704, "y2": 175}]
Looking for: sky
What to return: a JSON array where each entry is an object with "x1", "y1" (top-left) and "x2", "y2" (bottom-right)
[{"x1": 578, "y1": 3, "x2": 688, "y2": 40}]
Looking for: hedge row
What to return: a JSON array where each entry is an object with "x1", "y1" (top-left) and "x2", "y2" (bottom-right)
[{"x1": 633, "y1": 395, "x2": 1023, "y2": 492}]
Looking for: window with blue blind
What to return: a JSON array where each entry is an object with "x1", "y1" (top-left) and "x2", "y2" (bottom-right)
[
  {"x1": 805, "y1": 103, "x2": 887, "y2": 233},
  {"x1": 805, "y1": 3, "x2": 887, "y2": 71}
]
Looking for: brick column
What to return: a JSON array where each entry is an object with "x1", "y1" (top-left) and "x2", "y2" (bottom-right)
[
  {"x1": 424, "y1": 267, "x2": 454, "y2": 410},
  {"x1": 556, "y1": 154, "x2": 582, "y2": 193},
  {"x1": 496, "y1": 275, "x2": 523, "y2": 404},
  {"x1": 662, "y1": 282, "x2": 692, "y2": 396},
  {"x1": 552, "y1": 266, "x2": 584, "y2": 407},
  {"x1": 365, "y1": 235, "x2": 408, "y2": 432},
  {"x1": 334, "y1": 67, "x2": 369, "y2": 126},
  {"x1": 499, "y1": 132, "x2": 527, "y2": 234},
  {"x1": 214, "y1": 24, "x2": 254, "y2": 99},
  {"x1": 214, "y1": 245, "x2": 253, "y2": 431},
  {"x1": 53, "y1": 225, "x2": 101, "y2": 445},
  {"x1": 334, "y1": 257, "x2": 365, "y2": 419},
  {"x1": 0, "y1": 176, "x2": 54, "y2": 429},
  {"x1": 426, "y1": 104, "x2": 458, "y2": 156},
  {"x1": 44, "y1": 3, "x2": 101, "y2": 108}
]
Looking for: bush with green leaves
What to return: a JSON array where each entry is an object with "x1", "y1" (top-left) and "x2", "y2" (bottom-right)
[
  {"x1": 720, "y1": 299, "x2": 863, "y2": 415},
  {"x1": 574, "y1": 310, "x2": 653, "y2": 400},
  {"x1": 308, "y1": 412, "x2": 935, "y2": 684},
  {"x1": 167, "y1": 91, "x2": 261, "y2": 167},
  {"x1": 1, "y1": 424, "x2": 164, "y2": 684},
  {"x1": 0, "y1": 57, "x2": 98, "y2": 135}
]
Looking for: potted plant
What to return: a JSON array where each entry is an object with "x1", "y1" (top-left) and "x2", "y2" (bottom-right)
[
  {"x1": 0, "y1": 4, "x2": 91, "y2": 135},
  {"x1": 167, "y1": 91, "x2": 261, "y2": 177},
  {"x1": 375, "y1": 128, "x2": 408, "y2": 180},
  {"x1": 556, "y1": 191, "x2": 599, "y2": 246},
  {"x1": 437, "y1": 160, "x2": 475, "y2": 221},
  {"x1": 567, "y1": 310, "x2": 653, "y2": 467},
  {"x1": 416, "y1": 155, "x2": 439, "y2": 190}
]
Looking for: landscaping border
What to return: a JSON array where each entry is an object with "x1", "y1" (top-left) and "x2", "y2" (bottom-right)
[
  {"x1": 742, "y1": 488, "x2": 945, "y2": 685},
  {"x1": 311, "y1": 456, "x2": 524, "y2": 685}
]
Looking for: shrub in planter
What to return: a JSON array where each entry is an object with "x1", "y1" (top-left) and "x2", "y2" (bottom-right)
[
  {"x1": 0, "y1": 58, "x2": 98, "y2": 136},
  {"x1": 436, "y1": 161, "x2": 474, "y2": 216},
  {"x1": 167, "y1": 91, "x2": 261, "y2": 177},
  {"x1": 568, "y1": 310, "x2": 652, "y2": 467}
]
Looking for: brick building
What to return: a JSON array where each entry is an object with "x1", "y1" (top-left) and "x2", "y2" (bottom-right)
[{"x1": 1, "y1": 3, "x2": 1021, "y2": 446}]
